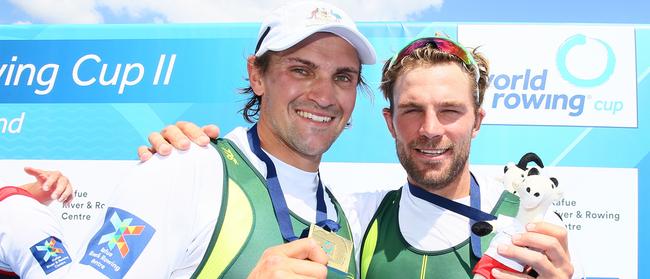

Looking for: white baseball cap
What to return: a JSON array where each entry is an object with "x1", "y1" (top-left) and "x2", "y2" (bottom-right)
[{"x1": 254, "y1": 1, "x2": 376, "y2": 65}]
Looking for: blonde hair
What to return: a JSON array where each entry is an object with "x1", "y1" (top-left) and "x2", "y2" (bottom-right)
[{"x1": 380, "y1": 46, "x2": 490, "y2": 111}]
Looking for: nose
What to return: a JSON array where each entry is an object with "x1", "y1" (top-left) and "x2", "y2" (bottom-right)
[
  {"x1": 307, "y1": 77, "x2": 336, "y2": 108},
  {"x1": 419, "y1": 110, "x2": 444, "y2": 138}
]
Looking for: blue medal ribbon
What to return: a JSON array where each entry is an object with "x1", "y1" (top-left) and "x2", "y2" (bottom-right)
[
  {"x1": 407, "y1": 174, "x2": 496, "y2": 258},
  {"x1": 247, "y1": 124, "x2": 340, "y2": 242}
]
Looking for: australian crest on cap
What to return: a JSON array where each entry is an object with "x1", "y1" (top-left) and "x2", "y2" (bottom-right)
[{"x1": 306, "y1": 7, "x2": 342, "y2": 26}]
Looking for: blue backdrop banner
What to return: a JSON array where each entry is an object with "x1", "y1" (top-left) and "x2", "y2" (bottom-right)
[{"x1": 1, "y1": 23, "x2": 647, "y2": 279}]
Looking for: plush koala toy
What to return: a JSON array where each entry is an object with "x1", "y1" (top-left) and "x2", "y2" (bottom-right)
[
  {"x1": 472, "y1": 156, "x2": 562, "y2": 279},
  {"x1": 502, "y1": 152, "x2": 545, "y2": 193}
]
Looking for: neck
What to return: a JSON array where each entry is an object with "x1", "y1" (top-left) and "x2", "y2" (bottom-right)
[
  {"x1": 410, "y1": 167, "x2": 472, "y2": 200},
  {"x1": 255, "y1": 122, "x2": 321, "y2": 172}
]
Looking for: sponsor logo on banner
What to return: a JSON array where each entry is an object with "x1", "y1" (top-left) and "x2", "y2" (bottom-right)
[
  {"x1": 458, "y1": 25, "x2": 637, "y2": 127},
  {"x1": 29, "y1": 236, "x2": 72, "y2": 274},
  {"x1": 80, "y1": 207, "x2": 155, "y2": 278}
]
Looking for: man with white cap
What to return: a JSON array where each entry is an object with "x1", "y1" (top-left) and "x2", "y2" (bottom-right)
[
  {"x1": 0, "y1": 1, "x2": 373, "y2": 277},
  {"x1": 68, "y1": 1, "x2": 374, "y2": 278}
]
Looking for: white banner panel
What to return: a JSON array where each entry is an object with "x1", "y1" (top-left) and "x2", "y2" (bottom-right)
[{"x1": 459, "y1": 25, "x2": 637, "y2": 128}]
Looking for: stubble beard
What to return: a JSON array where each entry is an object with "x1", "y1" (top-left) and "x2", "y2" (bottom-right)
[
  {"x1": 281, "y1": 123, "x2": 340, "y2": 158},
  {"x1": 271, "y1": 108, "x2": 346, "y2": 159},
  {"x1": 396, "y1": 136, "x2": 471, "y2": 192}
]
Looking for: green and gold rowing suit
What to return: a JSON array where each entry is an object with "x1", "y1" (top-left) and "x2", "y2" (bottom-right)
[
  {"x1": 191, "y1": 138, "x2": 356, "y2": 279},
  {"x1": 360, "y1": 187, "x2": 519, "y2": 279}
]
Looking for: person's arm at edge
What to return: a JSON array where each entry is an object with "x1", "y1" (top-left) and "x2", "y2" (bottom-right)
[
  {"x1": 137, "y1": 121, "x2": 219, "y2": 161},
  {"x1": 18, "y1": 167, "x2": 73, "y2": 206}
]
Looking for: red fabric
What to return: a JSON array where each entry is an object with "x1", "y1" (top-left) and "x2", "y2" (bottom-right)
[
  {"x1": 0, "y1": 186, "x2": 35, "y2": 202},
  {"x1": 472, "y1": 254, "x2": 519, "y2": 279},
  {"x1": 0, "y1": 268, "x2": 19, "y2": 278}
]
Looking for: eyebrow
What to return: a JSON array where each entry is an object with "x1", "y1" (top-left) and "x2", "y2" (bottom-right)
[
  {"x1": 285, "y1": 57, "x2": 359, "y2": 75},
  {"x1": 337, "y1": 67, "x2": 360, "y2": 76},
  {"x1": 396, "y1": 101, "x2": 422, "y2": 110},
  {"x1": 286, "y1": 57, "x2": 317, "y2": 69},
  {"x1": 396, "y1": 100, "x2": 465, "y2": 110},
  {"x1": 438, "y1": 100, "x2": 465, "y2": 108}
]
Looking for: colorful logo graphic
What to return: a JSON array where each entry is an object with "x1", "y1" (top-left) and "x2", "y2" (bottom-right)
[
  {"x1": 29, "y1": 236, "x2": 72, "y2": 275},
  {"x1": 307, "y1": 8, "x2": 342, "y2": 23},
  {"x1": 35, "y1": 238, "x2": 65, "y2": 261},
  {"x1": 556, "y1": 34, "x2": 616, "y2": 88},
  {"x1": 80, "y1": 207, "x2": 155, "y2": 278},
  {"x1": 98, "y1": 211, "x2": 146, "y2": 257}
]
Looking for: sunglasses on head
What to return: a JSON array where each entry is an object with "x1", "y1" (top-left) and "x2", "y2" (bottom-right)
[{"x1": 388, "y1": 36, "x2": 480, "y2": 102}]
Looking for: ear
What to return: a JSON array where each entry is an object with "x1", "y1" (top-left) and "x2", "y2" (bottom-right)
[
  {"x1": 247, "y1": 56, "x2": 264, "y2": 97},
  {"x1": 382, "y1": 108, "x2": 397, "y2": 138},
  {"x1": 519, "y1": 152, "x2": 545, "y2": 169},
  {"x1": 549, "y1": 177, "x2": 563, "y2": 200},
  {"x1": 471, "y1": 108, "x2": 485, "y2": 138}
]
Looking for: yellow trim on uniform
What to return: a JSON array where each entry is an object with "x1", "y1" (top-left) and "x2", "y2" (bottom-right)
[
  {"x1": 360, "y1": 220, "x2": 379, "y2": 279},
  {"x1": 196, "y1": 179, "x2": 253, "y2": 278},
  {"x1": 420, "y1": 255, "x2": 428, "y2": 279}
]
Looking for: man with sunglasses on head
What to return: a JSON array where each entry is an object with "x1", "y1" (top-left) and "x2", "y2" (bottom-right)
[
  {"x1": 359, "y1": 37, "x2": 573, "y2": 278},
  {"x1": 145, "y1": 34, "x2": 575, "y2": 278}
]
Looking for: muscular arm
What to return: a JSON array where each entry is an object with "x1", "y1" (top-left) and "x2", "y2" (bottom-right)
[{"x1": 76, "y1": 145, "x2": 224, "y2": 278}]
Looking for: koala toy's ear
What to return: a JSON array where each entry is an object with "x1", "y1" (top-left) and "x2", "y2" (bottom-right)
[
  {"x1": 518, "y1": 152, "x2": 545, "y2": 169},
  {"x1": 550, "y1": 177, "x2": 564, "y2": 200}
]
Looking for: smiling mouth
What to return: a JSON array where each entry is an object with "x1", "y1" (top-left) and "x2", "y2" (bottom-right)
[
  {"x1": 415, "y1": 148, "x2": 448, "y2": 156},
  {"x1": 297, "y1": 110, "x2": 333, "y2": 123}
]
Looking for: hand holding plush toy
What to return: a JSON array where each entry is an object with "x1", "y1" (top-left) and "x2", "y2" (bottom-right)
[{"x1": 472, "y1": 153, "x2": 562, "y2": 279}]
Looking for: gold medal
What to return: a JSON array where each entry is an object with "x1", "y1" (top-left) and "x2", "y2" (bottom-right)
[{"x1": 307, "y1": 224, "x2": 353, "y2": 274}]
